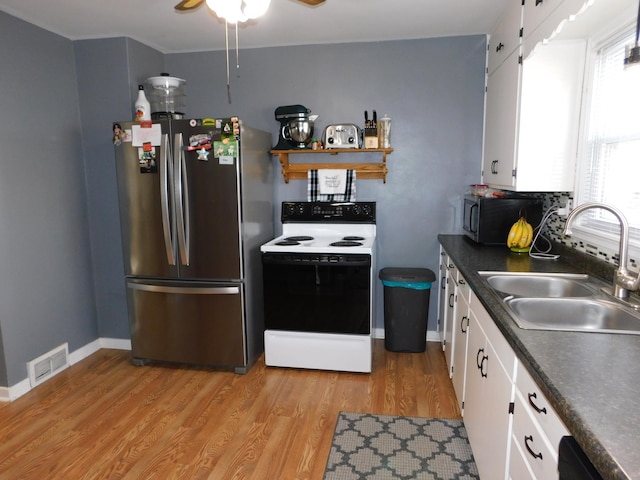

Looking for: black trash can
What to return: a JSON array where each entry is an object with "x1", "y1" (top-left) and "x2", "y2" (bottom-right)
[{"x1": 379, "y1": 267, "x2": 436, "y2": 353}]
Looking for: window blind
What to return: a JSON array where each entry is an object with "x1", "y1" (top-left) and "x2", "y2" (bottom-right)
[{"x1": 577, "y1": 29, "x2": 640, "y2": 239}]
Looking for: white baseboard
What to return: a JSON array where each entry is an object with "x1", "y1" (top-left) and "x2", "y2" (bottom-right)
[{"x1": 0, "y1": 337, "x2": 132, "y2": 403}]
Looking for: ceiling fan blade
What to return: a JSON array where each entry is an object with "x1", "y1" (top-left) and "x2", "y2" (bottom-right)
[
  {"x1": 297, "y1": 0, "x2": 326, "y2": 5},
  {"x1": 175, "y1": 0, "x2": 206, "y2": 11}
]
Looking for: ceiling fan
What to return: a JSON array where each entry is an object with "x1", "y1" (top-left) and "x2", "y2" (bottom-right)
[{"x1": 175, "y1": 0, "x2": 326, "y2": 13}]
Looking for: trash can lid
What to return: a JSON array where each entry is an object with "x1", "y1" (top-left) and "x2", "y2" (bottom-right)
[{"x1": 379, "y1": 267, "x2": 436, "y2": 283}]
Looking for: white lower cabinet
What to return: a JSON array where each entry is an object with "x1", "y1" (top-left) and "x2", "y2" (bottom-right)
[
  {"x1": 460, "y1": 290, "x2": 568, "y2": 480},
  {"x1": 464, "y1": 293, "x2": 517, "y2": 480}
]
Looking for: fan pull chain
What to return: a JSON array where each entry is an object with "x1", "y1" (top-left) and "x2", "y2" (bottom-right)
[
  {"x1": 236, "y1": 24, "x2": 240, "y2": 70},
  {"x1": 225, "y1": 20, "x2": 231, "y2": 102}
]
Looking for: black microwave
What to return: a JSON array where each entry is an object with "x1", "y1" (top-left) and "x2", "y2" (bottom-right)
[{"x1": 462, "y1": 194, "x2": 543, "y2": 245}]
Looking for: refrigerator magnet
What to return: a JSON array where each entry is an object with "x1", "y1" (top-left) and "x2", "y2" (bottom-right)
[
  {"x1": 138, "y1": 147, "x2": 157, "y2": 173},
  {"x1": 197, "y1": 147, "x2": 210, "y2": 161}
]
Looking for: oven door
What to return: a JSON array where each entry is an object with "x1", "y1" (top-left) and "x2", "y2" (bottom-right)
[{"x1": 262, "y1": 253, "x2": 371, "y2": 335}]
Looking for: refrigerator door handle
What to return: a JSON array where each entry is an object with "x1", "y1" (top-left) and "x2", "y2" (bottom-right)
[
  {"x1": 174, "y1": 132, "x2": 191, "y2": 265},
  {"x1": 127, "y1": 282, "x2": 240, "y2": 295},
  {"x1": 160, "y1": 133, "x2": 176, "y2": 265}
]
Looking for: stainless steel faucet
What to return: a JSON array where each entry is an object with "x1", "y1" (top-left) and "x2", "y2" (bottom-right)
[{"x1": 562, "y1": 202, "x2": 640, "y2": 299}]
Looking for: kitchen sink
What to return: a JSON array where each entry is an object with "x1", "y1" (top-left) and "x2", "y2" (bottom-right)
[
  {"x1": 505, "y1": 297, "x2": 640, "y2": 334},
  {"x1": 478, "y1": 272, "x2": 640, "y2": 334},
  {"x1": 481, "y1": 272, "x2": 595, "y2": 298}
]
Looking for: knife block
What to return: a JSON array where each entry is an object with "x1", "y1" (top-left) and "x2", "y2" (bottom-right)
[{"x1": 364, "y1": 125, "x2": 378, "y2": 148}]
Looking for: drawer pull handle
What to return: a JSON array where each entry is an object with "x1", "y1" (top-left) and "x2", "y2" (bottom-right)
[
  {"x1": 524, "y1": 435, "x2": 543, "y2": 461},
  {"x1": 459, "y1": 278, "x2": 466, "y2": 285},
  {"x1": 449, "y1": 293, "x2": 455, "y2": 308},
  {"x1": 535, "y1": 0, "x2": 543, "y2": 5},
  {"x1": 528, "y1": 392, "x2": 547, "y2": 415}
]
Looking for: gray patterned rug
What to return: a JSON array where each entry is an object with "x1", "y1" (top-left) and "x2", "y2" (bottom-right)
[{"x1": 323, "y1": 412, "x2": 479, "y2": 480}]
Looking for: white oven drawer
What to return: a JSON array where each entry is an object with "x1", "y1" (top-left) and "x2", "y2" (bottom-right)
[{"x1": 264, "y1": 330, "x2": 372, "y2": 373}]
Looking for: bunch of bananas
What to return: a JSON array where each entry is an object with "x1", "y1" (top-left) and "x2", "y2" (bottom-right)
[{"x1": 507, "y1": 217, "x2": 534, "y2": 250}]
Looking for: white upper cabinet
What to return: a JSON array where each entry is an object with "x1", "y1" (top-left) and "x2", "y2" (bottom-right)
[
  {"x1": 487, "y1": 1, "x2": 523, "y2": 76},
  {"x1": 482, "y1": 0, "x2": 605, "y2": 192},
  {"x1": 522, "y1": 0, "x2": 566, "y2": 43}
]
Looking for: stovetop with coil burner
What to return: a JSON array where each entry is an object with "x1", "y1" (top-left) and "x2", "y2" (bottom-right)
[{"x1": 260, "y1": 202, "x2": 376, "y2": 254}]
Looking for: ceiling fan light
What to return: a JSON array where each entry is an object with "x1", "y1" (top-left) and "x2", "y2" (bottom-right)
[
  {"x1": 206, "y1": 0, "x2": 248, "y2": 24},
  {"x1": 243, "y1": 0, "x2": 270, "y2": 19}
]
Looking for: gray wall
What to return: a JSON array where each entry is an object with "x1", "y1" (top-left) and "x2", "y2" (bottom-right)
[
  {"x1": 74, "y1": 38, "x2": 164, "y2": 340},
  {"x1": 0, "y1": 12, "x2": 97, "y2": 386},
  {"x1": 164, "y1": 37, "x2": 485, "y2": 331},
  {"x1": 0, "y1": 9, "x2": 484, "y2": 387}
]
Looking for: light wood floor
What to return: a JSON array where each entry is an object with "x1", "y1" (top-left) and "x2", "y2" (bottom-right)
[{"x1": 0, "y1": 340, "x2": 460, "y2": 479}]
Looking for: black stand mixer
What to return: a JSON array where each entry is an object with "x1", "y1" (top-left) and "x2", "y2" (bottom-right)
[{"x1": 274, "y1": 105, "x2": 315, "y2": 150}]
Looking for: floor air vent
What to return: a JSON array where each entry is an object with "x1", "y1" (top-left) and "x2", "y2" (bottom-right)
[{"x1": 27, "y1": 343, "x2": 69, "y2": 387}]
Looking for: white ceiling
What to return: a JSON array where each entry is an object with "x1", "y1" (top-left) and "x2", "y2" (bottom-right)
[{"x1": 0, "y1": 0, "x2": 510, "y2": 54}]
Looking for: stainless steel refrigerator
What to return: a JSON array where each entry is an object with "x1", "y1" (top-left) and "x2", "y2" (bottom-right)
[{"x1": 113, "y1": 117, "x2": 273, "y2": 373}]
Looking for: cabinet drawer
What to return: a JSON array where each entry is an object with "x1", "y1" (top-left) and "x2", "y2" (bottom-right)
[
  {"x1": 512, "y1": 389, "x2": 562, "y2": 479},
  {"x1": 516, "y1": 362, "x2": 569, "y2": 449},
  {"x1": 509, "y1": 435, "x2": 536, "y2": 480},
  {"x1": 456, "y1": 273, "x2": 470, "y2": 302},
  {"x1": 446, "y1": 257, "x2": 458, "y2": 278}
]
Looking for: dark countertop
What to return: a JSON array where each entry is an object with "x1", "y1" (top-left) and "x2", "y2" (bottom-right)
[{"x1": 438, "y1": 234, "x2": 640, "y2": 480}]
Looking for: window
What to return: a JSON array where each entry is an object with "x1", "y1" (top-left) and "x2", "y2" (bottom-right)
[{"x1": 574, "y1": 26, "x2": 640, "y2": 258}]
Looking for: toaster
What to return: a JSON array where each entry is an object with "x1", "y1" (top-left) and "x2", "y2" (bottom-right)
[{"x1": 323, "y1": 124, "x2": 361, "y2": 149}]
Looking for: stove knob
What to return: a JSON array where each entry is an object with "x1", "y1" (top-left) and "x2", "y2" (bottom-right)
[
  {"x1": 348, "y1": 136, "x2": 355, "y2": 144},
  {"x1": 283, "y1": 203, "x2": 295, "y2": 216}
]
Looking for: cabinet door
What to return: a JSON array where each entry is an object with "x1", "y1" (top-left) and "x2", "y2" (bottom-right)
[
  {"x1": 522, "y1": 0, "x2": 564, "y2": 39},
  {"x1": 483, "y1": 48, "x2": 522, "y2": 189},
  {"x1": 464, "y1": 305, "x2": 514, "y2": 480},
  {"x1": 488, "y1": 0, "x2": 523, "y2": 75},
  {"x1": 437, "y1": 249, "x2": 448, "y2": 346},
  {"x1": 515, "y1": 40, "x2": 585, "y2": 192},
  {"x1": 452, "y1": 291, "x2": 470, "y2": 411},
  {"x1": 443, "y1": 268, "x2": 456, "y2": 374}
]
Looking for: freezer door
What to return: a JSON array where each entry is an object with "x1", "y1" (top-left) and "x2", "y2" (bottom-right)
[
  {"x1": 173, "y1": 120, "x2": 242, "y2": 280},
  {"x1": 127, "y1": 279, "x2": 246, "y2": 368},
  {"x1": 115, "y1": 120, "x2": 178, "y2": 278}
]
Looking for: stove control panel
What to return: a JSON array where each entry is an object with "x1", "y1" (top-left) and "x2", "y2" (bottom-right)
[{"x1": 282, "y1": 202, "x2": 376, "y2": 223}]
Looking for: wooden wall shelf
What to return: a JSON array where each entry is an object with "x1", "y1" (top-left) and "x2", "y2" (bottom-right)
[{"x1": 270, "y1": 148, "x2": 393, "y2": 183}]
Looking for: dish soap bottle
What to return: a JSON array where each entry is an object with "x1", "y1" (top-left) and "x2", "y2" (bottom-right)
[{"x1": 134, "y1": 85, "x2": 151, "y2": 122}]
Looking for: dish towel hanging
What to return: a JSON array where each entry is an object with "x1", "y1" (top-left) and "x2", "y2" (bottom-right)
[{"x1": 308, "y1": 169, "x2": 356, "y2": 202}]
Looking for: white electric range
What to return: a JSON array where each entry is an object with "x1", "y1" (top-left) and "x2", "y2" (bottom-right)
[{"x1": 260, "y1": 202, "x2": 376, "y2": 373}]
